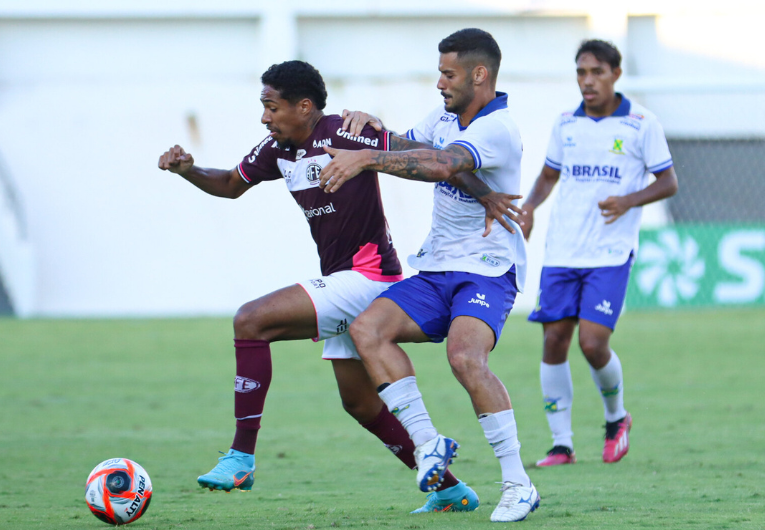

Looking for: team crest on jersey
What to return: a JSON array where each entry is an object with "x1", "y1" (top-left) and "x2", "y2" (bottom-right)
[
  {"x1": 609, "y1": 138, "x2": 625, "y2": 155},
  {"x1": 306, "y1": 162, "x2": 322, "y2": 184}
]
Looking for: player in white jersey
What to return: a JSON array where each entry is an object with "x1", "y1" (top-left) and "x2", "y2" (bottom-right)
[
  {"x1": 521, "y1": 40, "x2": 678, "y2": 467},
  {"x1": 318, "y1": 28, "x2": 539, "y2": 523}
]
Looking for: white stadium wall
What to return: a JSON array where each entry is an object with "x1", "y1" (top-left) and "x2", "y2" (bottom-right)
[{"x1": 0, "y1": 2, "x2": 763, "y2": 316}]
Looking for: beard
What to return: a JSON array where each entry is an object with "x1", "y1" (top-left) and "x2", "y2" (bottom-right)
[{"x1": 444, "y1": 83, "x2": 474, "y2": 115}]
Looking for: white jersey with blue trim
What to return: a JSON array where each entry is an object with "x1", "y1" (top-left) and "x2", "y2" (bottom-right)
[
  {"x1": 404, "y1": 92, "x2": 527, "y2": 289},
  {"x1": 543, "y1": 95, "x2": 673, "y2": 268}
]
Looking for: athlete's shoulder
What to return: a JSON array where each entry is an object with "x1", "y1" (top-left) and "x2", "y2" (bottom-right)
[
  {"x1": 470, "y1": 108, "x2": 521, "y2": 139},
  {"x1": 618, "y1": 101, "x2": 662, "y2": 134},
  {"x1": 554, "y1": 108, "x2": 580, "y2": 127}
]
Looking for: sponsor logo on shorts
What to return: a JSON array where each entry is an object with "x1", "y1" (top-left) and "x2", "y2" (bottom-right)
[
  {"x1": 235, "y1": 376, "x2": 261, "y2": 393},
  {"x1": 595, "y1": 299, "x2": 614, "y2": 315},
  {"x1": 468, "y1": 292, "x2": 490, "y2": 308},
  {"x1": 336, "y1": 319, "x2": 348, "y2": 334}
]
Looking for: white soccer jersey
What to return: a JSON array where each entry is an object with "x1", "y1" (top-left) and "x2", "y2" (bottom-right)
[
  {"x1": 543, "y1": 95, "x2": 673, "y2": 268},
  {"x1": 404, "y1": 92, "x2": 527, "y2": 290}
]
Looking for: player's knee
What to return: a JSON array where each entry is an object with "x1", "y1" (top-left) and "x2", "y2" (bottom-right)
[
  {"x1": 340, "y1": 397, "x2": 377, "y2": 423},
  {"x1": 543, "y1": 327, "x2": 572, "y2": 357},
  {"x1": 447, "y1": 348, "x2": 486, "y2": 380},
  {"x1": 233, "y1": 301, "x2": 268, "y2": 340},
  {"x1": 578, "y1": 333, "x2": 609, "y2": 363},
  {"x1": 349, "y1": 314, "x2": 379, "y2": 352}
]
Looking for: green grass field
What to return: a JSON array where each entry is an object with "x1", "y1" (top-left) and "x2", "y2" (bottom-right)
[{"x1": 1, "y1": 309, "x2": 764, "y2": 529}]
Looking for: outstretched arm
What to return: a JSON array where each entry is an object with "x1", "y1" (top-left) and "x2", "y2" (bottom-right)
[
  {"x1": 158, "y1": 145, "x2": 248, "y2": 199},
  {"x1": 598, "y1": 166, "x2": 678, "y2": 224},
  {"x1": 319, "y1": 144, "x2": 474, "y2": 192}
]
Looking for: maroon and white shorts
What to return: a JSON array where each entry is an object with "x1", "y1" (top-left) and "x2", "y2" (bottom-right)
[{"x1": 297, "y1": 270, "x2": 398, "y2": 360}]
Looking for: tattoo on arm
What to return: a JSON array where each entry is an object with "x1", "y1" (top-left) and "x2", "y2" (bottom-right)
[
  {"x1": 368, "y1": 144, "x2": 475, "y2": 182},
  {"x1": 389, "y1": 135, "x2": 433, "y2": 152}
]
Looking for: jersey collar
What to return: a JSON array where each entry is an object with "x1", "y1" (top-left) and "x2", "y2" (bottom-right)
[
  {"x1": 573, "y1": 93, "x2": 631, "y2": 120},
  {"x1": 458, "y1": 92, "x2": 508, "y2": 131}
]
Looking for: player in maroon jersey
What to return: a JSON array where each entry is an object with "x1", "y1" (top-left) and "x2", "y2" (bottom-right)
[{"x1": 158, "y1": 60, "x2": 519, "y2": 511}]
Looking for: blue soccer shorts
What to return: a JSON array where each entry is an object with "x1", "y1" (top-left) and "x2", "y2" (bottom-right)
[
  {"x1": 378, "y1": 268, "x2": 518, "y2": 347},
  {"x1": 527, "y1": 255, "x2": 634, "y2": 330}
]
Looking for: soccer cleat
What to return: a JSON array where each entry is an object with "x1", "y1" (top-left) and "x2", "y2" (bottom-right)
[
  {"x1": 603, "y1": 412, "x2": 632, "y2": 463},
  {"x1": 414, "y1": 435, "x2": 459, "y2": 493},
  {"x1": 197, "y1": 449, "x2": 255, "y2": 491},
  {"x1": 411, "y1": 481, "x2": 479, "y2": 513},
  {"x1": 490, "y1": 482, "x2": 540, "y2": 522},
  {"x1": 536, "y1": 445, "x2": 576, "y2": 467}
]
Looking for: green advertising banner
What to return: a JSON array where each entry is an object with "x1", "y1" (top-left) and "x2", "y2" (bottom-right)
[{"x1": 627, "y1": 224, "x2": 765, "y2": 308}]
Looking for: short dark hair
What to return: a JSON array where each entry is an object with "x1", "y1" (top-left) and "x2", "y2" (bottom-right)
[
  {"x1": 438, "y1": 28, "x2": 501, "y2": 80},
  {"x1": 575, "y1": 39, "x2": 621, "y2": 70},
  {"x1": 261, "y1": 60, "x2": 327, "y2": 110}
]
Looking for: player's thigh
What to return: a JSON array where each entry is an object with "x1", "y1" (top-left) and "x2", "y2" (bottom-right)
[
  {"x1": 528, "y1": 266, "x2": 584, "y2": 325},
  {"x1": 578, "y1": 256, "x2": 633, "y2": 331},
  {"x1": 359, "y1": 272, "x2": 451, "y2": 344},
  {"x1": 298, "y1": 270, "x2": 395, "y2": 343},
  {"x1": 234, "y1": 284, "x2": 317, "y2": 341},
  {"x1": 352, "y1": 296, "x2": 431, "y2": 344},
  {"x1": 446, "y1": 316, "x2": 495, "y2": 369},
  {"x1": 449, "y1": 269, "x2": 519, "y2": 349}
]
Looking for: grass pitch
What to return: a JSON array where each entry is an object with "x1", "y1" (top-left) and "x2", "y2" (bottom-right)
[{"x1": 1, "y1": 309, "x2": 763, "y2": 529}]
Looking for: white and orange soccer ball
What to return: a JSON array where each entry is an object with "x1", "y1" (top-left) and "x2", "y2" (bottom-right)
[{"x1": 85, "y1": 458, "x2": 153, "y2": 526}]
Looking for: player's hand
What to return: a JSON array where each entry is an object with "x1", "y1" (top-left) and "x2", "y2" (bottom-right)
[
  {"x1": 158, "y1": 145, "x2": 194, "y2": 175},
  {"x1": 478, "y1": 192, "x2": 524, "y2": 237},
  {"x1": 598, "y1": 195, "x2": 633, "y2": 224},
  {"x1": 319, "y1": 146, "x2": 369, "y2": 193},
  {"x1": 519, "y1": 205, "x2": 534, "y2": 240},
  {"x1": 341, "y1": 109, "x2": 383, "y2": 137}
]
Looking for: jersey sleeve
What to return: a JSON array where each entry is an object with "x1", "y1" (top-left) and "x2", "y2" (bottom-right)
[
  {"x1": 403, "y1": 105, "x2": 443, "y2": 145},
  {"x1": 544, "y1": 116, "x2": 564, "y2": 171},
  {"x1": 642, "y1": 119, "x2": 673, "y2": 174},
  {"x1": 237, "y1": 134, "x2": 282, "y2": 185},
  {"x1": 331, "y1": 122, "x2": 393, "y2": 152},
  {"x1": 448, "y1": 115, "x2": 517, "y2": 171}
]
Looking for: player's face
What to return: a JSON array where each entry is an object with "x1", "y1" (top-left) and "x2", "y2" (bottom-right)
[
  {"x1": 260, "y1": 85, "x2": 304, "y2": 147},
  {"x1": 576, "y1": 53, "x2": 622, "y2": 112},
  {"x1": 437, "y1": 52, "x2": 475, "y2": 115}
]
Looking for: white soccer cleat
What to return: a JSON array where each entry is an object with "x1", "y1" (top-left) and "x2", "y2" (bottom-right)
[
  {"x1": 414, "y1": 434, "x2": 459, "y2": 492},
  {"x1": 490, "y1": 482, "x2": 540, "y2": 522}
]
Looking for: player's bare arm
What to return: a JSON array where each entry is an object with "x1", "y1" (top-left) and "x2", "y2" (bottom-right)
[
  {"x1": 319, "y1": 144, "x2": 474, "y2": 193},
  {"x1": 598, "y1": 165, "x2": 678, "y2": 224},
  {"x1": 158, "y1": 144, "x2": 248, "y2": 199},
  {"x1": 520, "y1": 164, "x2": 561, "y2": 240}
]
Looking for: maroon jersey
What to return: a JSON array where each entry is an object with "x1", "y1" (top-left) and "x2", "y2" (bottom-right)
[{"x1": 238, "y1": 115, "x2": 403, "y2": 281}]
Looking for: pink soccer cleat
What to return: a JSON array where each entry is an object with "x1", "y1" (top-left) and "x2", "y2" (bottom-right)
[
  {"x1": 536, "y1": 445, "x2": 576, "y2": 467},
  {"x1": 603, "y1": 413, "x2": 632, "y2": 463}
]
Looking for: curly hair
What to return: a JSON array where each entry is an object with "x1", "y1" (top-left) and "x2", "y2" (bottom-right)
[
  {"x1": 575, "y1": 40, "x2": 621, "y2": 70},
  {"x1": 261, "y1": 60, "x2": 327, "y2": 110}
]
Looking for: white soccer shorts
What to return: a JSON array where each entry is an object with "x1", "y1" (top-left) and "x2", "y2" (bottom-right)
[{"x1": 297, "y1": 270, "x2": 397, "y2": 360}]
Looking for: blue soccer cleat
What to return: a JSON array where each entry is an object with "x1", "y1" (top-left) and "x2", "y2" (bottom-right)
[
  {"x1": 411, "y1": 480, "x2": 480, "y2": 513},
  {"x1": 197, "y1": 449, "x2": 255, "y2": 492},
  {"x1": 414, "y1": 435, "x2": 459, "y2": 492}
]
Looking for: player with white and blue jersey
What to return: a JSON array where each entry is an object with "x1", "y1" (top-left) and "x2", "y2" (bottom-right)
[
  {"x1": 521, "y1": 40, "x2": 678, "y2": 467},
  {"x1": 319, "y1": 28, "x2": 539, "y2": 523}
]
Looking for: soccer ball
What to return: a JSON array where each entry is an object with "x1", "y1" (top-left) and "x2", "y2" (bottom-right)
[{"x1": 85, "y1": 458, "x2": 153, "y2": 526}]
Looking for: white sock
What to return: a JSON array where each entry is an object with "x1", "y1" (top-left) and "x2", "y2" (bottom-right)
[
  {"x1": 540, "y1": 361, "x2": 574, "y2": 449},
  {"x1": 590, "y1": 350, "x2": 627, "y2": 423},
  {"x1": 378, "y1": 376, "x2": 437, "y2": 447},
  {"x1": 479, "y1": 409, "x2": 530, "y2": 486}
]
